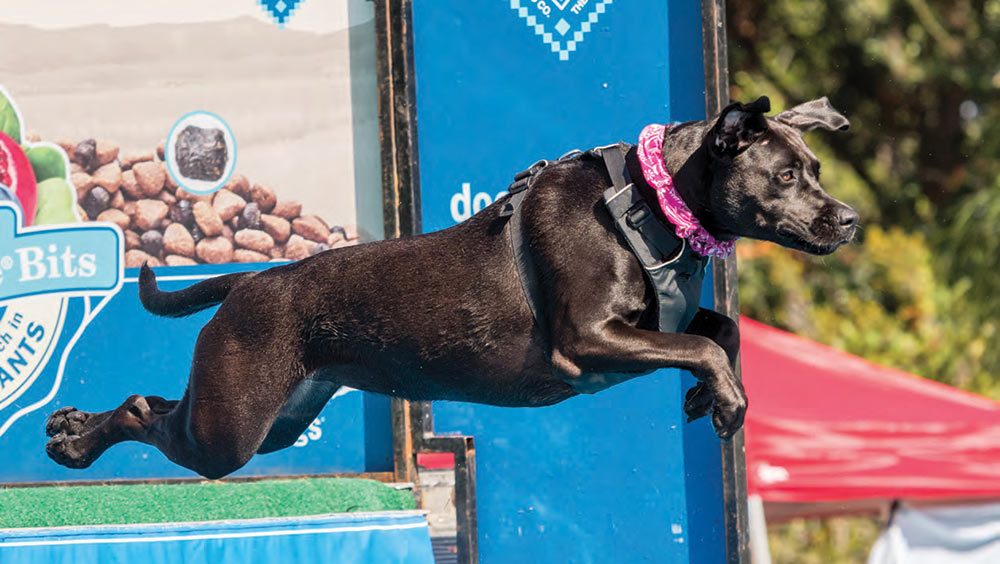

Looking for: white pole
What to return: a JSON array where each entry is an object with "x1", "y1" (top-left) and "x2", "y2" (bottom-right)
[{"x1": 748, "y1": 494, "x2": 773, "y2": 564}]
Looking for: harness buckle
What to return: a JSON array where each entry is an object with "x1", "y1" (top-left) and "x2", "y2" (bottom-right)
[{"x1": 626, "y1": 200, "x2": 652, "y2": 228}]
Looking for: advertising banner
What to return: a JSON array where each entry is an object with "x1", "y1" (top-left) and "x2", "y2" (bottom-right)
[{"x1": 0, "y1": 0, "x2": 392, "y2": 482}]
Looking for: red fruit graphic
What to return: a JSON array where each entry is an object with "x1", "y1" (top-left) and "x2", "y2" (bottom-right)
[{"x1": 0, "y1": 131, "x2": 37, "y2": 226}]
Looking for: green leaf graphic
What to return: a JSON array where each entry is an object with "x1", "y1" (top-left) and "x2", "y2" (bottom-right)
[{"x1": 0, "y1": 89, "x2": 23, "y2": 143}]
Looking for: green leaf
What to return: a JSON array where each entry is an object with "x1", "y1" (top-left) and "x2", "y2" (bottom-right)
[
  {"x1": 34, "y1": 177, "x2": 77, "y2": 225},
  {"x1": 0, "y1": 90, "x2": 22, "y2": 143},
  {"x1": 26, "y1": 146, "x2": 68, "y2": 182}
]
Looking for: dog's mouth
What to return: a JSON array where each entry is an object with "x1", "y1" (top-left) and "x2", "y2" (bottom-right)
[{"x1": 775, "y1": 226, "x2": 854, "y2": 256}]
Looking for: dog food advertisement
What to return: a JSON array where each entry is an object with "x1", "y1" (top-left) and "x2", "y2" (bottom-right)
[{"x1": 0, "y1": 0, "x2": 392, "y2": 482}]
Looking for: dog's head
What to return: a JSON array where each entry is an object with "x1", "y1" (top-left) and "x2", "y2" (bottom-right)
[{"x1": 700, "y1": 96, "x2": 858, "y2": 255}]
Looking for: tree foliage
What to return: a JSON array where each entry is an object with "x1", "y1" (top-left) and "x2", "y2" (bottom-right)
[{"x1": 729, "y1": 0, "x2": 1000, "y2": 398}]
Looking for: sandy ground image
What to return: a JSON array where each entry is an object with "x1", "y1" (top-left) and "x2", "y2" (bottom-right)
[{"x1": 0, "y1": 13, "x2": 383, "y2": 240}]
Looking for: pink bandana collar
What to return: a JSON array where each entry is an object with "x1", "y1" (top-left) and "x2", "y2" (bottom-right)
[{"x1": 636, "y1": 123, "x2": 737, "y2": 259}]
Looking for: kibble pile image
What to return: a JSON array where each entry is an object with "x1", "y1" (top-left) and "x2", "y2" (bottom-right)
[{"x1": 53, "y1": 135, "x2": 359, "y2": 267}]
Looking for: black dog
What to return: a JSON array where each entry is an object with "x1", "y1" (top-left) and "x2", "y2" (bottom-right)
[{"x1": 45, "y1": 97, "x2": 856, "y2": 479}]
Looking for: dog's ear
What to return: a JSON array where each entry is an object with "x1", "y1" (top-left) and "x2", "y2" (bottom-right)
[
  {"x1": 775, "y1": 97, "x2": 850, "y2": 132},
  {"x1": 709, "y1": 96, "x2": 771, "y2": 160}
]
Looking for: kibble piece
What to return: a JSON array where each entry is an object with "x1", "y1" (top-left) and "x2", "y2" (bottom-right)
[
  {"x1": 196, "y1": 236, "x2": 234, "y2": 264},
  {"x1": 212, "y1": 189, "x2": 246, "y2": 222},
  {"x1": 96, "y1": 208, "x2": 130, "y2": 231},
  {"x1": 71, "y1": 172, "x2": 95, "y2": 199},
  {"x1": 124, "y1": 230, "x2": 141, "y2": 250},
  {"x1": 124, "y1": 249, "x2": 151, "y2": 268},
  {"x1": 120, "y1": 170, "x2": 142, "y2": 199},
  {"x1": 81, "y1": 187, "x2": 111, "y2": 219},
  {"x1": 141, "y1": 230, "x2": 165, "y2": 258},
  {"x1": 250, "y1": 184, "x2": 277, "y2": 213},
  {"x1": 190, "y1": 224, "x2": 205, "y2": 243},
  {"x1": 163, "y1": 223, "x2": 196, "y2": 258},
  {"x1": 73, "y1": 139, "x2": 97, "y2": 170},
  {"x1": 158, "y1": 190, "x2": 177, "y2": 206},
  {"x1": 260, "y1": 214, "x2": 291, "y2": 244},
  {"x1": 134, "y1": 199, "x2": 169, "y2": 231},
  {"x1": 156, "y1": 140, "x2": 165, "y2": 160},
  {"x1": 110, "y1": 190, "x2": 125, "y2": 210},
  {"x1": 165, "y1": 255, "x2": 198, "y2": 267},
  {"x1": 95, "y1": 140, "x2": 119, "y2": 167},
  {"x1": 92, "y1": 162, "x2": 122, "y2": 193},
  {"x1": 234, "y1": 229, "x2": 274, "y2": 254},
  {"x1": 234, "y1": 249, "x2": 270, "y2": 263},
  {"x1": 120, "y1": 150, "x2": 154, "y2": 170},
  {"x1": 175, "y1": 126, "x2": 228, "y2": 181},
  {"x1": 271, "y1": 200, "x2": 302, "y2": 220},
  {"x1": 56, "y1": 139, "x2": 78, "y2": 158},
  {"x1": 69, "y1": 163, "x2": 84, "y2": 174},
  {"x1": 170, "y1": 199, "x2": 195, "y2": 228},
  {"x1": 239, "y1": 202, "x2": 261, "y2": 230},
  {"x1": 284, "y1": 234, "x2": 313, "y2": 261},
  {"x1": 269, "y1": 246, "x2": 284, "y2": 259},
  {"x1": 133, "y1": 161, "x2": 166, "y2": 197},
  {"x1": 193, "y1": 201, "x2": 224, "y2": 237},
  {"x1": 292, "y1": 215, "x2": 331, "y2": 243},
  {"x1": 226, "y1": 174, "x2": 251, "y2": 199}
]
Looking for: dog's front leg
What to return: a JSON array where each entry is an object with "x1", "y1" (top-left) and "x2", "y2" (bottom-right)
[
  {"x1": 551, "y1": 323, "x2": 746, "y2": 438},
  {"x1": 682, "y1": 308, "x2": 742, "y2": 423}
]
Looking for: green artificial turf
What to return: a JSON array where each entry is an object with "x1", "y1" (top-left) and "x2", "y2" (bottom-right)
[{"x1": 0, "y1": 478, "x2": 415, "y2": 529}]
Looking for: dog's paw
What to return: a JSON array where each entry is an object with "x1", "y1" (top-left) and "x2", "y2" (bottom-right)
[
  {"x1": 45, "y1": 433, "x2": 95, "y2": 469},
  {"x1": 711, "y1": 394, "x2": 747, "y2": 440},
  {"x1": 45, "y1": 407, "x2": 94, "y2": 437},
  {"x1": 684, "y1": 383, "x2": 714, "y2": 422}
]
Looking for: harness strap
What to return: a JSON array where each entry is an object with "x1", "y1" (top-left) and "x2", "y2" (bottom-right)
[
  {"x1": 602, "y1": 147, "x2": 685, "y2": 271},
  {"x1": 502, "y1": 143, "x2": 691, "y2": 336}
]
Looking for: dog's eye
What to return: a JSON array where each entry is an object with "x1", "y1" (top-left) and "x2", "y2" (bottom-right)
[{"x1": 778, "y1": 170, "x2": 795, "y2": 183}]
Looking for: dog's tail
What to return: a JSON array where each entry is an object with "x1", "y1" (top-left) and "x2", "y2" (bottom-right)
[{"x1": 138, "y1": 264, "x2": 253, "y2": 318}]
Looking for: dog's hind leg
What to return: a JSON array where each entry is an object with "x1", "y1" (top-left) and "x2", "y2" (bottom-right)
[
  {"x1": 257, "y1": 379, "x2": 339, "y2": 454},
  {"x1": 45, "y1": 314, "x2": 307, "y2": 478},
  {"x1": 45, "y1": 395, "x2": 181, "y2": 469}
]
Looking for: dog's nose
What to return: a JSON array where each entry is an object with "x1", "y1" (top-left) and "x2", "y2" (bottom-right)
[{"x1": 835, "y1": 207, "x2": 859, "y2": 229}]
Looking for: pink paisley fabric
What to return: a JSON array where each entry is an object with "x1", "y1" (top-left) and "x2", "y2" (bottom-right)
[{"x1": 636, "y1": 123, "x2": 737, "y2": 258}]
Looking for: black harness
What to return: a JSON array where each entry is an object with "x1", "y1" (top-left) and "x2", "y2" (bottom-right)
[{"x1": 500, "y1": 143, "x2": 708, "y2": 336}]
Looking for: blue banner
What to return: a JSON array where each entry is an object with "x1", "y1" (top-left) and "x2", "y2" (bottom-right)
[{"x1": 411, "y1": 1, "x2": 726, "y2": 562}]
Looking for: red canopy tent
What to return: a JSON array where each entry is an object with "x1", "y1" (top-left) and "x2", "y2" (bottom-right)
[{"x1": 740, "y1": 316, "x2": 1000, "y2": 519}]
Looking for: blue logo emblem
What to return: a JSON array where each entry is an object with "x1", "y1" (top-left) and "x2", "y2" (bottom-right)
[
  {"x1": 509, "y1": 0, "x2": 615, "y2": 61},
  {"x1": 258, "y1": 0, "x2": 304, "y2": 27},
  {"x1": 0, "y1": 202, "x2": 123, "y2": 438}
]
